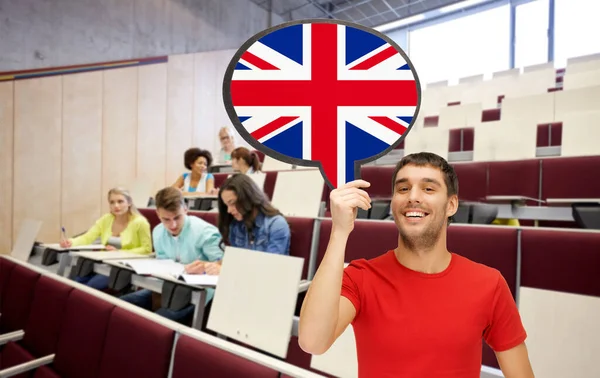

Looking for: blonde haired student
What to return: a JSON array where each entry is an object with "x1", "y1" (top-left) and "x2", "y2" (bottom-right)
[{"x1": 62, "y1": 187, "x2": 152, "y2": 290}]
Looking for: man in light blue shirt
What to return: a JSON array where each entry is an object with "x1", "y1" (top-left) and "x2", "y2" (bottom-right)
[{"x1": 120, "y1": 187, "x2": 223, "y2": 325}]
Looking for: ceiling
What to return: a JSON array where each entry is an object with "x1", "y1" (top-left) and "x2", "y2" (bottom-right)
[{"x1": 249, "y1": 0, "x2": 467, "y2": 29}]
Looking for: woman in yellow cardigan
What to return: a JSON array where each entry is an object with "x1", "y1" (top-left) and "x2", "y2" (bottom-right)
[{"x1": 61, "y1": 187, "x2": 152, "y2": 290}]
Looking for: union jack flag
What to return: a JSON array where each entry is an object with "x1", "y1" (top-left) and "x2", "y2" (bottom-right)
[{"x1": 226, "y1": 21, "x2": 419, "y2": 188}]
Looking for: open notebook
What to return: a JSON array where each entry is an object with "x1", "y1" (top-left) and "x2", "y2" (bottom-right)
[{"x1": 114, "y1": 258, "x2": 219, "y2": 286}]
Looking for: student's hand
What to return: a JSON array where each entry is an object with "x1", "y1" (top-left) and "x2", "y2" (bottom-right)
[
  {"x1": 209, "y1": 187, "x2": 219, "y2": 195},
  {"x1": 59, "y1": 239, "x2": 72, "y2": 248},
  {"x1": 203, "y1": 262, "x2": 221, "y2": 275},
  {"x1": 184, "y1": 261, "x2": 205, "y2": 274},
  {"x1": 105, "y1": 245, "x2": 116, "y2": 251},
  {"x1": 330, "y1": 180, "x2": 371, "y2": 235}
]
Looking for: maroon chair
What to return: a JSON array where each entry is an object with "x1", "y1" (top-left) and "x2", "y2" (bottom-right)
[
  {"x1": 253, "y1": 149, "x2": 265, "y2": 163},
  {"x1": 481, "y1": 108, "x2": 501, "y2": 122},
  {"x1": 521, "y1": 228, "x2": 600, "y2": 298},
  {"x1": 316, "y1": 219, "x2": 398, "y2": 268},
  {"x1": 449, "y1": 129, "x2": 461, "y2": 152},
  {"x1": 139, "y1": 208, "x2": 160, "y2": 230},
  {"x1": 360, "y1": 166, "x2": 395, "y2": 199},
  {"x1": 537, "y1": 124, "x2": 550, "y2": 147},
  {"x1": 171, "y1": 334, "x2": 280, "y2": 378},
  {"x1": 448, "y1": 225, "x2": 520, "y2": 370},
  {"x1": 550, "y1": 122, "x2": 562, "y2": 146},
  {"x1": 191, "y1": 211, "x2": 218, "y2": 226},
  {"x1": 96, "y1": 307, "x2": 174, "y2": 378},
  {"x1": 451, "y1": 162, "x2": 488, "y2": 202},
  {"x1": 0, "y1": 276, "x2": 73, "y2": 375},
  {"x1": 0, "y1": 265, "x2": 40, "y2": 334},
  {"x1": 33, "y1": 289, "x2": 115, "y2": 378},
  {"x1": 213, "y1": 173, "x2": 229, "y2": 189},
  {"x1": 0, "y1": 257, "x2": 17, "y2": 306},
  {"x1": 541, "y1": 156, "x2": 600, "y2": 200},
  {"x1": 487, "y1": 159, "x2": 541, "y2": 205},
  {"x1": 462, "y1": 128, "x2": 474, "y2": 151},
  {"x1": 287, "y1": 217, "x2": 315, "y2": 281},
  {"x1": 21, "y1": 277, "x2": 74, "y2": 357},
  {"x1": 287, "y1": 217, "x2": 316, "y2": 316},
  {"x1": 424, "y1": 115, "x2": 439, "y2": 127},
  {"x1": 263, "y1": 171, "x2": 278, "y2": 200},
  {"x1": 284, "y1": 336, "x2": 335, "y2": 378}
]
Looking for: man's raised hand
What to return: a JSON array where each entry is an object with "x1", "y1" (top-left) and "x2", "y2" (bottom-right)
[{"x1": 329, "y1": 180, "x2": 372, "y2": 235}]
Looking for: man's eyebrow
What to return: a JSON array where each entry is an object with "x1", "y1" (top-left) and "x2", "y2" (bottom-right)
[
  {"x1": 394, "y1": 178, "x2": 442, "y2": 186},
  {"x1": 423, "y1": 178, "x2": 442, "y2": 186}
]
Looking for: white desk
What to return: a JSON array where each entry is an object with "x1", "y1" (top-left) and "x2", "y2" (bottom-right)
[
  {"x1": 546, "y1": 198, "x2": 600, "y2": 204},
  {"x1": 485, "y1": 195, "x2": 546, "y2": 204},
  {"x1": 68, "y1": 252, "x2": 206, "y2": 330}
]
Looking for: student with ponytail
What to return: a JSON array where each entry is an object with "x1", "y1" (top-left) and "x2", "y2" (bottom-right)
[{"x1": 231, "y1": 147, "x2": 261, "y2": 175}]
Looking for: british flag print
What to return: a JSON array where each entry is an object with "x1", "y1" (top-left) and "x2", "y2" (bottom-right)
[{"x1": 223, "y1": 20, "x2": 421, "y2": 189}]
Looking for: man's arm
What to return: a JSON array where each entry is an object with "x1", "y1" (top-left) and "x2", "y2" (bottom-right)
[
  {"x1": 496, "y1": 342, "x2": 535, "y2": 378},
  {"x1": 485, "y1": 273, "x2": 534, "y2": 377},
  {"x1": 198, "y1": 226, "x2": 224, "y2": 262},
  {"x1": 298, "y1": 180, "x2": 371, "y2": 355}
]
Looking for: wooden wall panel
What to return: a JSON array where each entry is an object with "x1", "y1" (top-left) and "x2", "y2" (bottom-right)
[
  {"x1": 0, "y1": 82, "x2": 14, "y2": 253},
  {"x1": 193, "y1": 52, "x2": 217, "y2": 151},
  {"x1": 62, "y1": 72, "x2": 103, "y2": 236},
  {"x1": 137, "y1": 63, "x2": 167, "y2": 199},
  {"x1": 194, "y1": 49, "x2": 252, "y2": 164},
  {"x1": 166, "y1": 54, "x2": 194, "y2": 186},
  {"x1": 13, "y1": 77, "x2": 62, "y2": 243},
  {"x1": 102, "y1": 67, "x2": 138, "y2": 214}
]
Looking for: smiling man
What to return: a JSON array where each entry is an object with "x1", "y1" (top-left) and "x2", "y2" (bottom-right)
[{"x1": 298, "y1": 152, "x2": 535, "y2": 378}]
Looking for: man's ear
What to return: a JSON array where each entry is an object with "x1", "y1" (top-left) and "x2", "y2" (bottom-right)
[{"x1": 447, "y1": 194, "x2": 459, "y2": 218}]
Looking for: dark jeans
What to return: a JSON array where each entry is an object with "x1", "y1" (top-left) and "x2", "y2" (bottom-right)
[
  {"x1": 74, "y1": 274, "x2": 109, "y2": 290},
  {"x1": 119, "y1": 289, "x2": 195, "y2": 324}
]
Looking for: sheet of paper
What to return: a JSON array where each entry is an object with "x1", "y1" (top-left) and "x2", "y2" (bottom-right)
[
  {"x1": 115, "y1": 258, "x2": 184, "y2": 276},
  {"x1": 180, "y1": 274, "x2": 219, "y2": 286}
]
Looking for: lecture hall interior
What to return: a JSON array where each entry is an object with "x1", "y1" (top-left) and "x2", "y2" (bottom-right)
[{"x1": 0, "y1": 0, "x2": 598, "y2": 377}]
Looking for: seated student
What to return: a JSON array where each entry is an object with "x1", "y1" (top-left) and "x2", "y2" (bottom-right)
[
  {"x1": 186, "y1": 173, "x2": 290, "y2": 275},
  {"x1": 231, "y1": 147, "x2": 262, "y2": 174},
  {"x1": 60, "y1": 187, "x2": 152, "y2": 290},
  {"x1": 119, "y1": 186, "x2": 223, "y2": 324},
  {"x1": 172, "y1": 147, "x2": 216, "y2": 194},
  {"x1": 217, "y1": 126, "x2": 236, "y2": 164}
]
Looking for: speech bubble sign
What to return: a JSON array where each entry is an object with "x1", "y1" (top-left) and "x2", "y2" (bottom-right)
[{"x1": 223, "y1": 19, "x2": 421, "y2": 190}]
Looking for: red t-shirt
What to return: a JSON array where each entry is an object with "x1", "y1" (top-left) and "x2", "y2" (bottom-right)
[{"x1": 341, "y1": 250, "x2": 527, "y2": 378}]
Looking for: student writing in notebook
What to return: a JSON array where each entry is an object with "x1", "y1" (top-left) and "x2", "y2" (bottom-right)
[
  {"x1": 119, "y1": 186, "x2": 223, "y2": 324},
  {"x1": 61, "y1": 187, "x2": 152, "y2": 290},
  {"x1": 171, "y1": 147, "x2": 218, "y2": 195},
  {"x1": 185, "y1": 173, "x2": 290, "y2": 276}
]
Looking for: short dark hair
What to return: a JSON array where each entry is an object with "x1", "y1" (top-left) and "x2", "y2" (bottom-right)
[
  {"x1": 155, "y1": 187, "x2": 185, "y2": 212},
  {"x1": 184, "y1": 148, "x2": 213, "y2": 170},
  {"x1": 392, "y1": 152, "x2": 459, "y2": 223}
]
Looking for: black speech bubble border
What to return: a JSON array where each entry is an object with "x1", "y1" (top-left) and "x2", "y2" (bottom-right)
[{"x1": 222, "y1": 18, "x2": 422, "y2": 191}]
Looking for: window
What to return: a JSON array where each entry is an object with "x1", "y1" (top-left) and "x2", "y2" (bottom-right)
[
  {"x1": 408, "y1": 5, "x2": 510, "y2": 85},
  {"x1": 554, "y1": 0, "x2": 600, "y2": 67},
  {"x1": 514, "y1": 0, "x2": 549, "y2": 69}
]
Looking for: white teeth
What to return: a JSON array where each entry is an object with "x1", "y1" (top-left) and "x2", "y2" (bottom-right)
[{"x1": 405, "y1": 211, "x2": 425, "y2": 218}]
